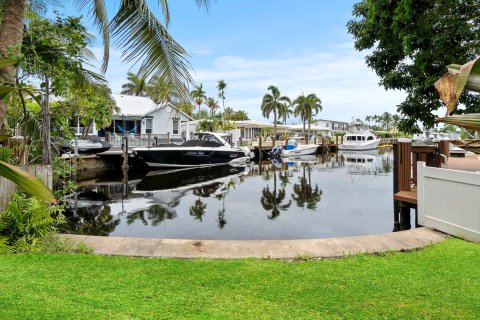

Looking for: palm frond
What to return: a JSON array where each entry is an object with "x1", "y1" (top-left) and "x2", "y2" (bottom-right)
[
  {"x1": 110, "y1": 0, "x2": 193, "y2": 102},
  {"x1": 75, "y1": 0, "x2": 110, "y2": 72},
  {"x1": 0, "y1": 161, "x2": 56, "y2": 203}
]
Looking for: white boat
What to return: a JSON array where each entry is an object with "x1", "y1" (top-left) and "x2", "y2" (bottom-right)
[
  {"x1": 281, "y1": 137, "x2": 318, "y2": 157},
  {"x1": 338, "y1": 129, "x2": 380, "y2": 151}
]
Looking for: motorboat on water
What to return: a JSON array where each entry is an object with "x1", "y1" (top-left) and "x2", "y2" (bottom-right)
[
  {"x1": 71, "y1": 135, "x2": 112, "y2": 154},
  {"x1": 270, "y1": 137, "x2": 318, "y2": 158},
  {"x1": 338, "y1": 129, "x2": 380, "y2": 151},
  {"x1": 132, "y1": 132, "x2": 253, "y2": 168}
]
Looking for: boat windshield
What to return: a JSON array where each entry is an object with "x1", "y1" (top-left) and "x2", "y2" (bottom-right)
[{"x1": 193, "y1": 133, "x2": 222, "y2": 145}]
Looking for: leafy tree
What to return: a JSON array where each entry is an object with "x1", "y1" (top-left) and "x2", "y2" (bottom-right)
[
  {"x1": 121, "y1": 71, "x2": 148, "y2": 96},
  {"x1": 347, "y1": 0, "x2": 480, "y2": 133},
  {"x1": 19, "y1": 14, "x2": 106, "y2": 164},
  {"x1": 0, "y1": 0, "x2": 210, "y2": 132},
  {"x1": 261, "y1": 85, "x2": 290, "y2": 142}
]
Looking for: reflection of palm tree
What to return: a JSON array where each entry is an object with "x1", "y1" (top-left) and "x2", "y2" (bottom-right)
[
  {"x1": 62, "y1": 206, "x2": 120, "y2": 236},
  {"x1": 292, "y1": 165, "x2": 322, "y2": 210},
  {"x1": 147, "y1": 205, "x2": 177, "y2": 226},
  {"x1": 189, "y1": 199, "x2": 207, "y2": 222},
  {"x1": 260, "y1": 166, "x2": 291, "y2": 219},
  {"x1": 126, "y1": 205, "x2": 177, "y2": 226},
  {"x1": 279, "y1": 170, "x2": 290, "y2": 188}
]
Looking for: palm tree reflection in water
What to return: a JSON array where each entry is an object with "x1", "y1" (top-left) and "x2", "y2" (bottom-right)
[
  {"x1": 63, "y1": 206, "x2": 120, "y2": 236},
  {"x1": 126, "y1": 205, "x2": 177, "y2": 226},
  {"x1": 292, "y1": 165, "x2": 323, "y2": 210},
  {"x1": 260, "y1": 165, "x2": 292, "y2": 220}
]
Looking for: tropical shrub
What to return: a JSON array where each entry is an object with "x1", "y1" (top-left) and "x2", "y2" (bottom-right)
[{"x1": 0, "y1": 192, "x2": 64, "y2": 253}]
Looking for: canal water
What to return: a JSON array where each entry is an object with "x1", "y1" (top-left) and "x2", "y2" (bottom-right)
[{"x1": 62, "y1": 150, "x2": 399, "y2": 240}]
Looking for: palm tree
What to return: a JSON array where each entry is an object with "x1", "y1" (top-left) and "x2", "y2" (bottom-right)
[
  {"x1": 121, "y1": 71, "x2": 149, "y2": 96},
  {"x1": 191, "y1": 83, "x2": 206, "y2": 115},
  {"x1": 293, "y1": 93, "x2": 308, "y2": 140},
  {"x1": 381, "y1": 112, "x2": 392, "y2": 131},
  {"x1": 0, "y1": 0, "x2": 210, "y2": 131},
  {"x1": 217, "y1": 79, "x2": 227, "y2": 118},
  {"x1": 305, "y1": 94, "x2": 322, "y2": 141},
  {"x1": 278, "y1": 101, "x2": 293, "y2": 125},
  {"x1": 261, "y1": 85, "x2": 290, "y2": 144},
  {"x1": 206, "y1": 97, "x2": 219, "y2": 117}
]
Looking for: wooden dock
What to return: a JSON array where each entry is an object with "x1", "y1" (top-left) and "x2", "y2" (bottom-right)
[{"x1": 393, "y1": 140, "x2": 480, "y2": 231}]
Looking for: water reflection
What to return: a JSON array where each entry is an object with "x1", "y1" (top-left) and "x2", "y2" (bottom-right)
[
  {"x1": 62, "y1": 150, "x2": 399, "y2": 240},
  {"x1": 127, "y1": 205, "x2": 177, "y2": 226},
  {"x1": 292, "y1": 165, "x2": 323, "y2": 210},
  {"x1": 260, "y1": 165, "x2": 292, "y2": 220}
]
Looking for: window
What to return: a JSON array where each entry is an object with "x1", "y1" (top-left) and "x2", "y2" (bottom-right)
[
  {"x1": 173, "y1": 120, "x2": 179, "y2": 135},
  {"x1": 145, "y1": 118, "x2": 153, "y2": 134}
]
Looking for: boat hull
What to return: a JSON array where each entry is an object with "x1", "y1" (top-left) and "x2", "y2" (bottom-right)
[
  {"x1": 281, "y1": 145, "x2": 318, "y2": 157},
  {"x1": 134, "y1": 147, "x2": 250, "y2": 168},
  {"x1": 337, "y1": 140, "x2": 380, "y2": 151}
]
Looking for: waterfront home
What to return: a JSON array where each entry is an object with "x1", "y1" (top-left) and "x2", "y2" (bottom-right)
[
  {"x1": 313, "y1": 119, "x2": 349, "y2": 135},
  {"x1": 109, "y1": 94, "x2": 193, "y2": 143}
]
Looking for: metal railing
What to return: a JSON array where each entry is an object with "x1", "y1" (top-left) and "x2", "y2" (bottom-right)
[{"x1": 105, "y1": 133, "x2": 171, "y2": 148}]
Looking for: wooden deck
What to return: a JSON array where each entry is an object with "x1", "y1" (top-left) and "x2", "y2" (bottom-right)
[
  {"x1": 393, "y1": 154, "x2": 480, "y2": 207},
  {"x1": 394, "y1": 189, "x2": 417, "y2": 205}
]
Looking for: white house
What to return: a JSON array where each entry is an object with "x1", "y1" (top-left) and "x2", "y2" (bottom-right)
[{"x1": 110, "y1": 94, "x2": 193, "y2": 141}]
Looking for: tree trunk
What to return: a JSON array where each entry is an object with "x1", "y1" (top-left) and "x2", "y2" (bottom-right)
[
  {"x1": 307, "y1": 121, "x2": 311, "y2": 143},
  {"x1": 0, "y1": 0, "x2": 26, "y2": 131},
  {"x1": 273, "y1": 108, "x2": 277, "y2": 147},
  {"x1": 42, "y1": 76, "x2": 52, "y2": 165}
]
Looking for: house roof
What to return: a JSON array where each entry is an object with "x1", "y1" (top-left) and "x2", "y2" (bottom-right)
[{"x1": 111, "y1": 94, "x2": 193, "y2": 120}]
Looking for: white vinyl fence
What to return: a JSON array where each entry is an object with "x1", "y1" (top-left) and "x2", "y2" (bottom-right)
[{"x1": 417, "y1": 162, "x2": 480, "y2": 242}]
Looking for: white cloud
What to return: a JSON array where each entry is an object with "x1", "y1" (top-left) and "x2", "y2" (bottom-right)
[
  {"x1": 193, "y1": 46, "x2": 407, "y2": 122},
  {"x1": 90, "y1": 43, "x2": 407, "y2": 123}
]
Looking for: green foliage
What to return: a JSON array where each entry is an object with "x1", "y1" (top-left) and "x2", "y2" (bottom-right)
[
  {"x1": 0, "y1": 161, "x2": 56, "y2": 202},
  {"x1": 52, "y1": 157, "x2": 77, "y2": 200},
  {"x1": 0, "y1": 192, "x2": 64, "y2": 252},
  {"x1": 0, "y1": 147, "x2": 13, "y2": 163},
  {"x1": 20, "y1": 14, "x2": 106, "y2": 96},
  {"x1": 348, "y1": 0, "x2": 480, "y2": 133}
]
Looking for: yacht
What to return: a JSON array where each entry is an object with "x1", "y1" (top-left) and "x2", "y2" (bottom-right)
[
  {"x1": 132, "y1": 132, "x2": 253, "y2": 168},
  {"x1": 338, "y1": 129, "x2": 380, "y2": 151}
]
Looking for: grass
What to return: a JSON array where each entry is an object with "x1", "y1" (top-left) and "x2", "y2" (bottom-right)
[{"x1": 0, "y1": 238, "x2": 479, "y2": 319}]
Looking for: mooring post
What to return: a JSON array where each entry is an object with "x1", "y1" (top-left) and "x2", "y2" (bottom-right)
[
  {"x1": 393, "y1": 142, "x2": 400, "y2": 231},
  {"x1": 258, "y1": 135, "x2": 263, "y2": 162}
]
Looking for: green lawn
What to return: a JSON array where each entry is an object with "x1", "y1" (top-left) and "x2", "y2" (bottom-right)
[{"x1": 0, "y1": 239, "x2": 479, "y2": 319}]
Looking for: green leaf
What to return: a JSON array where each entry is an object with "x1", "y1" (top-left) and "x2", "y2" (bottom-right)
[
  {"x1": 435, "y1": 113, "x2": 480, "y2": 131},
  {"x1": 0, "y1": 161, "x2": 56, "y2": 203}
]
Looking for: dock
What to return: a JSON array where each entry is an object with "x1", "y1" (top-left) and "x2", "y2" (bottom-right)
[{"x1": 393, "y1": 140, "x2": 480, "y2": 230}]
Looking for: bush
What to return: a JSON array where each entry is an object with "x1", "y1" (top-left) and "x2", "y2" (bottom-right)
[{"x1": 0, "y1": 192, "x2": 64, "y2": 252}]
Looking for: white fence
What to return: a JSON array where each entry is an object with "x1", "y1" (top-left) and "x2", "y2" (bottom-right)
[{"x1": 417, "y1": 162, "x2": 480, "y2": 242}]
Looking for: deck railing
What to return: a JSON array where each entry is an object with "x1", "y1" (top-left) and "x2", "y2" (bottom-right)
[{"x1": 105, "y1": 133, "x2": 172, "y2": 147}]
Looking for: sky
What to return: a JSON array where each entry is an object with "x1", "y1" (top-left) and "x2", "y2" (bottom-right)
[{"x1": 57, "y1": 0, "x2": 408, "y2": 124}]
